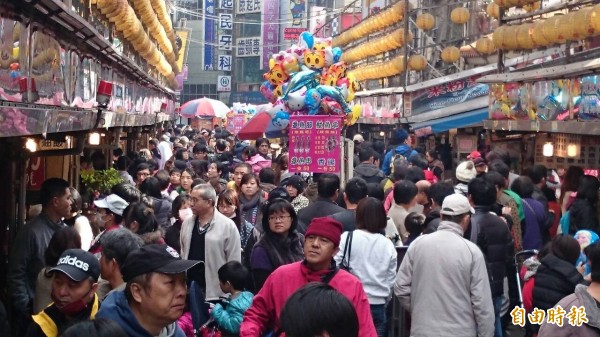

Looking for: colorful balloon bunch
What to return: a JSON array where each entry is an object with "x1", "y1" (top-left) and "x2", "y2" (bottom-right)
[{"x1": 259, "y1": 31, "x2": 362, "y2": 133}]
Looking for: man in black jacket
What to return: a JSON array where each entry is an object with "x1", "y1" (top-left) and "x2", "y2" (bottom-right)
[
  {"x1": 8, "y1": 178, "x2": 72, "y2": 336},
  {"x1": 353, "y1": 147, "x2": 386, "y2": 184},
  {"x1": 467, "y1": 177, "x2": 514, "y2": 337},
  {"x1": 297, "y1": 174, "x2": 344, "y2": 232},
  {"x1": 330, "y1": 177, "x2": 368, "y2": 231}
]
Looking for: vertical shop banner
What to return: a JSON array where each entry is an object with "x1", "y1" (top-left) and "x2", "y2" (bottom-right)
[
  {"x1": 288, "y1": 115, "x2": 342, "y2": 173},
  {"x1": 220, "y1": 0, "x2": 233, "y2": 10},
  {"x1": 218, "y1": 55, "x2": 232, "y2": 71},
  {"x1": 204, "y1": 0, "x2": 216, "y2": 70},
  {"x1": 226, "y1": 114, "x2": 246, "y2": 134},
  {"x1": 219, "y1": 14, "x2": 233, "y2": 30},
  {"x1": 261, "y1": 0, "x2": 280, "y2": 70}
]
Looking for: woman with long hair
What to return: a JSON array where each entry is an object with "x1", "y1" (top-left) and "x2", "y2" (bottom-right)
[
  {"x1": 559, "y1": 166, "x2": 585, "y2": 215},
  {"x1": 569, "y1": 175, "x2": 600, "y2": 234},
  {"x1": 273, "y1": 153, "x2": 289, "y2": 185},
  {"x1": 123, "y1": 202, "x2": 163, "y2": 244},
  {"x1": 239, "y1": 173, "x2": 266, "y2": 229},
  {"x1": 217, "y1": 189, "x2": 254, "y2": 248},
  {"x1": 139, "y1": 177, "x2": 172, "y2": 230},
  {"x1": 512, "y1": 176, "x2": 549, "y2": 250},
  {"x1": 334, "y1": 197, "x2": 397, "y2": 337},
  {"x1": 170, "y1": 168, "x2": 196, "y2": 199},
  {"x1": 250, "y1": 199, "x2": 304, "y2": 291}
]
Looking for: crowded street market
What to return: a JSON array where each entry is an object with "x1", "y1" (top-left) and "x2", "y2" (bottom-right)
[{"x1": 1, "y1": 0, "x2": 600, "y2": 336}]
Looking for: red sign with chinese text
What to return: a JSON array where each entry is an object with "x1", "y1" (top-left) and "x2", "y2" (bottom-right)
[{"x1": 288, "y1": 115, "x2": 342, "y2": 173}]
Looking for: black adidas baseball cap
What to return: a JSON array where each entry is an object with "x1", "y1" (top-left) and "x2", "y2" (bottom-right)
[{"x1": 49, "y1": 249, "x2": 101, "y2": 282}]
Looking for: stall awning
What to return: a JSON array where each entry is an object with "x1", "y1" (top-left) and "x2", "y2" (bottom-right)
[{"x1": 411, "y1": 108, "x2": 488, "y2": 136}]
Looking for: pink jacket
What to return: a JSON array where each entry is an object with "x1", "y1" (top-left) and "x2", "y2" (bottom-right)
[
  {"x1": 246, "y1": 154, "x2": 272, "y2": 176},
  {"x1": 178, "y1": 311, "x2": 195, "y2": 337},
  {"x1": 240, "y1": 261, "x2": 377, "y2": 337}
]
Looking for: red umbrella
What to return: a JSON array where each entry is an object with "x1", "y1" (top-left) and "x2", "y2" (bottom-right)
[
  {"x1": 237, "y1": 111, "x2": 271, "y2": 140},
  {"x1": 180, "y1": 97, "x2": 230, "y2": 118}
]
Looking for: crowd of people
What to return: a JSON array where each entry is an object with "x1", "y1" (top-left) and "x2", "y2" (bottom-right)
[{"x1": 2, "y1": 125, "x2": 600, "y2": 337}]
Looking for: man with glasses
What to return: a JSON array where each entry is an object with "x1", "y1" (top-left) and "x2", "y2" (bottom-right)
[
  {"x1": 133, "y1": 163, "x2": 152, "y2": 187},
  {"x1": 180, "y1": 184, "x2": 241, "y2": 301},
  {"x1": 394, "y1": 194, "x2": 495, "y2": 337},
  {"x1": 227, "y1": 163, "x2": 252, "y2": 193}
]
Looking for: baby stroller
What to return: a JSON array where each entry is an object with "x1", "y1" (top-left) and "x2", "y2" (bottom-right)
[{"x1": 514, "y1": 249, "x2": 539, "y2": 307}]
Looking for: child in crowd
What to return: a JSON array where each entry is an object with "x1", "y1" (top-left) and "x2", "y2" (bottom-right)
[
  {"x1": 404, "y1": 212, "x2": 425, "y2": 246},
  {"x1": 211, "y1": 261, "x2": 254, "y2": 335}
]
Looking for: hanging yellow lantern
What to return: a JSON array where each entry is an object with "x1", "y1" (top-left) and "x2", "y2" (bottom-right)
[
  {"x1": 408, "y1": 54, "x2": 427, "y2": 71},
  {"x1": 441, "y1": 46, "x2": 460, "y2": 63},
  {"x1": 574, "y1": 7, "x2": 598, "y2": 40},
  {"x1": 493, "y1": 0, "x2": 511, "y2": 8},
  {"x1": 542, "y1": 15, "x2": 561, "y2": 45},
  {"x1": 555, "y1": 13, "x2": 573, "y2": 43},
  {"x1": 416, "y1": 13, "x2": 435, "y2": 30},
  {"x1": 450, "y1": 7, "x2": 470, "y2": 24},
  {"x1": 523, "y1": 1, "x2": 540, "y2": 12},
  {"x1": 530, "y1": 21, "x2": 550, "y2": 47},
  {"x1": 492, "y1": 26, "x2": 508, "y2": 49},
  {"x1": 475, "y1": 37, "x2": 496, "y2": 54},
  {"x1": 486, "y1": 3, "x2": 500, "y2": 19},
  {"x1": 516, "y1": 24, "x2": 535, "y2": 50},
  {"x1": 503, "y1": 26, "x2": 519, "y2": 50},
  {"x1": 390, "y1": 55, "x2": 406, "y2": 73}
]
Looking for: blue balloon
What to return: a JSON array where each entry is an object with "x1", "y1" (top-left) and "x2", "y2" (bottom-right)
[
  {"x1": 316, "y1": 85, "x2": 352, "y2": 114},
  {"x1": 332, "y1": 47, "x2": 343, "y2": 63},
  {"x1": 270, "y1": 111, "x2": 290, "y2": 131},
  {"x1": 283, "y1": 70, "x2": 319, "y2": 99},
  {"x1": 305, "y1": 88, "x2": 322, "y2": 115},
  {"x1": 299, "y1": 31, "x2": 314, "y2": 49}
]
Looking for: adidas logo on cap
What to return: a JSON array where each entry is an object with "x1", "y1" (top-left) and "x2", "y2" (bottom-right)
[{"x1": 58, "y1": 255, "x2": 90, "y2": 271}]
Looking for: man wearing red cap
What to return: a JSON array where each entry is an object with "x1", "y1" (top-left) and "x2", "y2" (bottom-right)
[{"x1": 240, "y1": 217, "x2": 377, "y2": 337}]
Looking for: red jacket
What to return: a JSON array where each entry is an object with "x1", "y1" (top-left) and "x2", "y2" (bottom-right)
[{"x1": 240, "y1": 261, "x2": 377, "y2": 337}]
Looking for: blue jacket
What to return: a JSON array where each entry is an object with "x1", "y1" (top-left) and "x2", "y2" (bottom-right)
[
  {"x1": 210, "y1": 291, "x2": 253, "y2": 334},
  {"x1": 382, "y1": 145, "x2": 418, "y2": 175},
  {"x1": 96, "y1": 290, "x2": 185, "y2": 337}
]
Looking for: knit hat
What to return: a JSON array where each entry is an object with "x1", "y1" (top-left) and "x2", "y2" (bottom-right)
[
  {"x1": 455, "y1": 160, "x2": 477, "y2": 183},
  {"x1": 467, "y1": 151, "x2": 481, "y2": 160},
  {"x1": 284, "y1": 175, "x2": 305, "y2": 193},
  {"x1": 305, "y1": 217, "x2": 343, "y2": 247}
]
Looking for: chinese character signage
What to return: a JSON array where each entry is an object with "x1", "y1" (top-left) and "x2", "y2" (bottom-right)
[
  {"x1": 218, "y1": 55, "x2": 232, "y2": 71},
  {"x1": 226, "y1": 114, "x2": 246, "y2": 135},
  {"x1": 219, "y1": 14, "x2": 233, "y2": 30},
  {"x1": 217, "y1": 76, "x2": 232, "y2": 92},
  {"x1": 261, "y1": 0, "x2": 280, "y2": 69},
  {"x1": 235, "y1": 37, "x2": 261, "y2": 57},
  {"x1": 410, "y1": 76, "x2": 489, "y2": 115},
  {"x1": 204, "y1": 0, "x2": 216, "y2": 70},
  {"x1": 220, "y1": 0, "x2": 233, "y2": 9},
  {"x1": 288, "y1": 115, "x2": 342, "y2": 174},
  {"x1": 219, "y1": 34, "x2": 232, "y2": 50},
  {"x1": 237, "y1": 0, "x2": 261, "y2": 14}
]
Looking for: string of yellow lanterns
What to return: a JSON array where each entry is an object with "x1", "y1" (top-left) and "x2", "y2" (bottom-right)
[
  {"x1": 149, "y1": 0, "x2": 179, "y2": 72},
  {"x1": 333, "y1": 1, "x2": 408, "y2": 47},
  {"x1": 348, "y1": 55, "x2": 406, "y2": 81},
  {"x1": 93, "y1": 0, "x2": 176, "y2": 86},
  {"x1": 491, "y1": 5, "x2": 600, "y2": 51},
  {"x1": 341, "y1": 28, "x2": 413, "y2": 63}
]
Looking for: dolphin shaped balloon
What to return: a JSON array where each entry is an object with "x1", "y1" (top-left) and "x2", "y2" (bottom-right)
[
  {"x1": 316, "y1": 85, "x2": 352, "y2": 114},
  {"x1": 283, "y1": 70, "x2": 319, "y2": 99}
]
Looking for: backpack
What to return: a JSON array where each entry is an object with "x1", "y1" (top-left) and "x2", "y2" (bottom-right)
[{"x1": 389, "y1": 148, "x2": 408, "y2": 174}]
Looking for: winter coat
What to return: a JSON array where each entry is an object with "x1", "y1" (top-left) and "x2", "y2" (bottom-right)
[
  {"x1": 8, "y1": 213, "x2": 65, "y2": 316},
  {"x1": 97, "y1": 290, "x2": 185, "y2": 337},
  {"x1": 180, "y1": 211, "x2": 242, "y2": 300},
  {"x1": 521, "y1": 198, "x2": 547, "y2": 250},
  {"x1": 353, "y1": 163, "x2": 386, "y2": 184},
  {"x1": 569, "y1": 198, "x2": 600, "y2": 234},
  {"x1": 532, "y1": 254, "x2": 583, "y2": 325},
  {"x1": 151, "y1": 197, "x2": 172, "y2": 230},
  {"x1": 211, "y1": 291, "x2": 253, "y2": 334},
  {"x1": 297, "y1": 197, "x2": 344, "y2": 232},
  {"x1": 382, "y1": 145, "x2": 418, "y2": 175},
  {"x1": 239, "y1": 261, "x2": 377, "y2": 337},
  {"x1": 466, "y1": 206, "x2": 515, "y2": 298},
  {"x1": 538, "y1": 284, "x2": 600, "y2": 337},
  {"x1": 246, "y1": 154, "x2": 272, "y2": 176},
  {"x1": 423, "y1": 208, "x2": 442, "y2": 234},
  {"x1": 394, "y1": 220, "x2": 495, "y2": 337}
]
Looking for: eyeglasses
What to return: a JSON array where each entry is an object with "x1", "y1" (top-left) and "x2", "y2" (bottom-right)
[{"x1": 269, "y1": 215, "x2": 291, "y2": 222}]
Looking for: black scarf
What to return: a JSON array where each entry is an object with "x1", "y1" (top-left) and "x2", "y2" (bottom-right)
[{"x1": 255, "y1": 231, "x2": 304, "y2": 269}]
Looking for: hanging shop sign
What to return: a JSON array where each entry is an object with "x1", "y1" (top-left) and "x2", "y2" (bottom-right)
[
  {"x1": 261, "y1": 0, "x2": 280, "y2": 70},
  {"x1": 410, "y1": 76, "x2": 489, "y2": 116},
  {"x1": 288, "y1": 115, "x2": 342, "y2": 174},
  {"x1": 237, "y1": 0, "x2": 261, "y2": 14},
  {"x1": 219, "y1": 34, "x2": 233, "y2": 50},
  {"x1": 235, "y1": 37, "x2": 261, "y2": 57},
  {"x1": 219, "y1": 14, "x2": 233, "y2": 30},
  {"x1": 284, "y1": 28, "x2": 305, "y2": 40}
]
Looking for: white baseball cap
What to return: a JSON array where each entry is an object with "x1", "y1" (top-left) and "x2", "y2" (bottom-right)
[
  {"x1": 93, "y1": 194, "x2": 129, "y2": 216},
  {"x1": 353, "y1": 134, "x2": 364, "y2": 143},
  {"x1": 440, "y1": 194, "x2": 475, "y2": 216}
]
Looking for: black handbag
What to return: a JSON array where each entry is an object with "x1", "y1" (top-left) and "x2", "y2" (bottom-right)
[{"x1": 339, "y1": 231, "x2": 354, "y2": 271}]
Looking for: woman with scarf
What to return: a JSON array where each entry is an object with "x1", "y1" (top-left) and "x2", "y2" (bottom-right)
[
  {"x1": 250, "y1": 198, "x2": 304, "y2": 291},
  {"x1": 239, "y1": 173, "x2": 266, "y2": 229}
]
